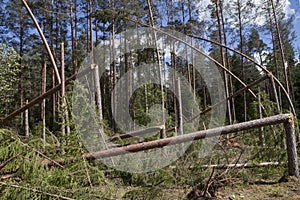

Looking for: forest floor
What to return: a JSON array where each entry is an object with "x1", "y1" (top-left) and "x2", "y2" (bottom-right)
[
  {"x1": 112, "y1": 175, "x2": 300, "y2": 199},
  {"x1": 216, "y1": 176, "x2": 300, "y2": 200}
]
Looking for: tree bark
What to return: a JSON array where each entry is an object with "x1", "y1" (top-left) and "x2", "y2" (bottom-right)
[
  {"x1": 69, "y1": 0, "x2": 77, "y2": 74},
  {"x1": 220, "y1": 0, "x2": 235, "y2": 122},
  {"x1": 61, "y1": 43, "x2": 66, "y2": 137},
  {"x1": 214, "y1": 0, "x2": 232, "y2": 125},
  {"x1": 284, "y1": 116, "x2": 299, "y2": 177},
  {"x1": 43, "y1": 114, "x2": 299, "y2": 178},
  {"x1": 111, "y1": 0, "x2": 117, "y2": 132},
  {"x1": 147, "y1": 0, "x2": 165, "y2": 127},
  {"x1": 89, "y1": 114, "x2": 293, "y2": 157},
  {"x1": 270, "y1": 0, "x2": 290, "y2": 98},
  {"x1": 177, "y1": 79, "x2": 183, "y2": 136},
  {"x1": 93, "y1": 65, "x2": 103, "y2": 120},
  {"x1": 270, "y1": 75, "x2": 281, "y2": 113},
  {"x1": 42, "y1": 62, "x2": 47, "y2": 150},
  {"x1": 258, "y1": 87, "x2": 265, "y2": 147},
  {"x1": 19, "y1": 6, "x2": 24, "y2": 125},
  {"x1": 108, "y1": 125, "x2": 164, "y2": 141},
  {"x1": 21, "y1": 0, "x2": 61, "y2": 84},
  {"x1": 52, "y1": 68, "x2": 56, "y2": 128},
  {"x1": 25, "y1": 100, "x2": 29, "y2": 137},
  {"x1": 237, "y1": 0, "x2": 247, "y2": 121},
  {"x1": 268, "y1": 5, "x2": 282, "y2": 111}
]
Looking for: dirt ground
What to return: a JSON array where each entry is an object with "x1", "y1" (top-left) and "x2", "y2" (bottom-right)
[
  {"x1": 216, "y1": 176, "x2": 300, "y2": 200},
  {"x1": 115, "y1": 176, "x2": 300, "y2": 199}
]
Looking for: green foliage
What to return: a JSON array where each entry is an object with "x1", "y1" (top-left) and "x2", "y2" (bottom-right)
[
  {"x1": 0, "y1": 44, "x2": 20, "y2": 117},
  {"x1": 0, "y1": 129, "x2": 113, "y2": 199},
  {"x1": 0, "y1": 0, "x2": 299, "y2": 198}
]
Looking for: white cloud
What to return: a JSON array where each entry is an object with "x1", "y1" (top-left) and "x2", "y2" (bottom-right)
[
  {"x1": 196, "y1": 0, "x2": 295, "y2": 27},
  {"x1": 196, "y1": 0, "x2": 213, "y2": 22}
]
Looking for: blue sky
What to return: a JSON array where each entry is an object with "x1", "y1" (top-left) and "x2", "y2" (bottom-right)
[
  {"x1": 196, "y1": 0, "x2": 300, "y2": 61},
  {"x1": 291, "y1": 0, "x2": 300, "y2": 58}
]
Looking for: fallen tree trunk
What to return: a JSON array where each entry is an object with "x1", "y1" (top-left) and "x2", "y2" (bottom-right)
[
  {"x1": 86, "y1": 114, "x2": 292, "y2": 158},
  {"x1": 198, "y1": 162, "x2": 280, "y2": 169},
  {"x1": 43, "y1": 114, "x2": 299, "y2": 178},
  {"x1": 108, "y1": 125, "x2": 164, "y2": 141}
]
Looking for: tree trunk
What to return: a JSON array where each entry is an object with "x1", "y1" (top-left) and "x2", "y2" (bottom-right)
[
  {"x1": 147, "y1": 0, "x2": 165, "y2": 128},
  {"x1": 25, "y1": 100, "x2": 29, "y2": 137},
  {"x1": 19, "y1": 6, "x2": 24, "y2": 126},
  {"x1": 214, "y1": 0, "x2": 232, "y2": 125},
  {"x1": 171, "y1": 52, "x2": 178, "y2": 132},
  {"x1": 284, "y1": 117, "x2": 300, "y2": 177},
  {"x1": 111, "y1": 0, "x2": 117, "y2": 132},
  {"x1": 258, "y1": 87, "x2": 265, "y2": 147},
  {"x1": 108, "y1": 125, "x2": 164, "y2": 141},
  {"x1": 177, "y1": 79, "x2": 183, "y2": 136},
  {"x1": 21, "y1": 0, "x2": 61, "y2": 84},
  {"x1": 61, "y1": 43, "x2": 66, "y2": 137},
  {"x1": 44, "y1": 114, "x2": 297, "y2": 174},
  {"x1": 52, "y1": 69, "x2": 56, "y2": 128},
  {"x1": 237, "y1": 0, "x2": 247, "y2": 121},
  {"x1": 220, "y1": 0, "x2": 235, "y2": 122},
  {"x1": 60, "y1": 43, "x2": 70, "y2": 136},
  {"x1": 69, "y1": 0, "x2": 77, "y2": 74},
  {"x1": 93, "y1": 65, "x2": 103, "y2": 120},
  {"x1": 268, "y1": 5, "x2": 282, "y2": 111},
  {"x1": 42, "y1": 62, "x2": 47, "y2": 150},
  {"x1": 270, "y1": 0, "x2": 290, "y2": 98},
  {"x1": 270, "y1": 75, "x2": 281, "y2": 113}
]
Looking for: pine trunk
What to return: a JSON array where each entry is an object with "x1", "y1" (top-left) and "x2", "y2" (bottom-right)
[{"x1": 42, "y1": 62, "x2": 47, "y2": 150}]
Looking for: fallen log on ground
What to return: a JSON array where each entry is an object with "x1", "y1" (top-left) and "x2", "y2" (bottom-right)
[
  {"x1": 42, "y1": 114, "x2": 299, "y2": 178},
  {"x1": 107, "y1": 125, "x2": 164, "y2": 141},
  {"x1": 199, "y1": 162, "x2": 280, "y2": 169}
]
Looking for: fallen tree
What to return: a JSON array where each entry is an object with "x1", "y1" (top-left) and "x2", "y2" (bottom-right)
[{"x1": 42, "y1": 114, "x2": 299, "y2": 177}]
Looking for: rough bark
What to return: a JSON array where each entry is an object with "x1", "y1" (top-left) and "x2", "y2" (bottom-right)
[
  {"x1": 42, "y1": 62, "x2": 46, "y2": 149},
  {"x1": 284, "y1": 117, "x2": 299, "y2": 177}
]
